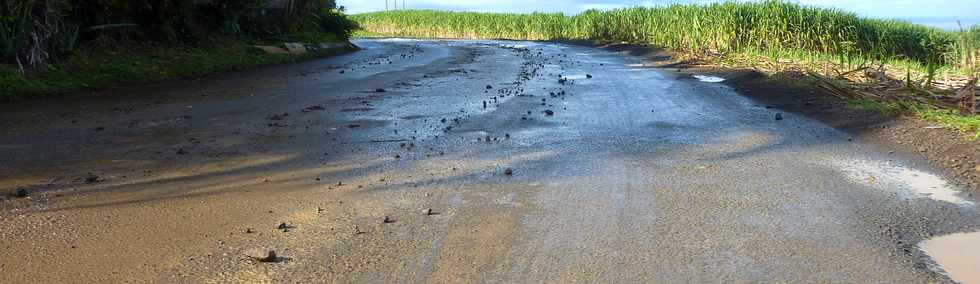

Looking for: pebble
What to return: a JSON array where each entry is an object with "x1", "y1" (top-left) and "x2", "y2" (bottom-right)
[
  {"x1": 383, "y1": 216, "x2": 394, "y2": 224},
  {"x1": 245, "y1": 248, "x2": 278, "y2": 263},
  {"x1": 774, "y1": 113, "x2": 784, "y2": 121},
  {"x1": 504, "y1": 168, "x2": 514, "y2": 176},
  {"x1": 543, "y1": 110, "x2": 554, "y2": 116},
  {"x1": 375, "y1": 88, "x2": 387, "y2": 93},
  {"x1": 422, "y1": 208, "x2": 433, "y2": 216}
]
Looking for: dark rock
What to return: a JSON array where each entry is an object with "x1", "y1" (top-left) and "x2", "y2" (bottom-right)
[
  {"x1": 277, "y1": 223, "x2": 291, "y2": 230},
  {"x1": 775, "y1": 113, "x2": 784, "y2": 121},
  {"x1": 383, "y1": 216, "x2": 394, "y2": 224},
  {"x1": 543, "y1": 110, "x2": 554, "y2": 116},
  {"x1": 422, "y1": 208, "x2": 433, "y2": 216},
  {"x1": 176, "y1": 148, "x2": 189, "y2": 155},
  {"x1": 504, "y1": 168, "x2": 514, "y2": 176},
  {"x1": 244, "y1": 228, "x2": 255, "y2": 234},
  {"x1": 302, "y1": 105, "x2": 325, "y2": 112},
  {"x1": 93, "y1": 126, "x2": 106, "y2": 132},
  {"x1": 267, "y1": 113, "x2": 289, "y2": 120},
  {"x1": 14, "y1": 188, "x2": 29, "y2": 198},
  {"x1": 375, "y1": 88, "x2": 387, "y2": 93},
  {"x1": 586, "y1": 74, "x2": 593, "y2": 79},
  {"x1": 245, "y1": 248, "x2": 278, "y2": 263},
  {"x1": 84, "y1": 173, "x2": 100, "y2": 184},
  {"x1": 486, "y1": 85, "x2": 493, "y2": 89}
]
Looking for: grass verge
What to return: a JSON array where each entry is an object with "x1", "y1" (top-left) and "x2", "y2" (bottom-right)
[
  {"x1": 845, "y1": 98, "x2": 980, "y2": 139},
  {"x1": 0, "y1": 38, "x2": 352, "y2": 100}
]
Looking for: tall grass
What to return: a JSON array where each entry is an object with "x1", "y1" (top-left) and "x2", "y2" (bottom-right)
[{"x1": 352, "y1": 1, "x2": 976, "y2": 70}]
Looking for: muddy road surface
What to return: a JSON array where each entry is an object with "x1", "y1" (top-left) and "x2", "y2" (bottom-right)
[{"x1": 2, "y1": 39, "x2": 979, "y2": 283}]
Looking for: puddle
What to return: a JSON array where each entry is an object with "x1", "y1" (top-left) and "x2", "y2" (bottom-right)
[
  {"x1": 921, "y1": 231, "x2": 980, "y2": 283},
  {"x1": 371, "y1": 38, "x2": 422, "y2": 42},
  {"x1": 830, "y1": 159, "x2": 973, "y2": 206},
  {"x1": 693, "y1": 75, "x2": 726, "y2": 83},
  {"x1": 501, "y1": 44, "x2": 531, "y2": 49}
]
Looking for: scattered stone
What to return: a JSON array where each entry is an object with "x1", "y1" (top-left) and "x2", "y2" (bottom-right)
[
  {"x1": 244, "y1": 228, "x2": 255, "y2": 234},
  {"x1": 774, "y1": 113, "x2": 784, "y2": 121},
  {"x1": 543, "y1": 110, "x2": 554, "y2": 116},
  {"x1": 277, "y1": 223, "x2": 291, "y2": 231},
  {"x1": 375, "y1": 88, "x2": 387, "y2": 93},
  {"x1": 383, "y1": 216, "x2": 394, "y2": 224},
  {"x1": 586, "y1": 74, "x2": 593, "y2": 79},
  {"x1": 245, "y1": 248, "x2": 278, "y2": 262},
  {"x1": 504, "y1": 168, "x2": 514, "y2": 176},
  {"x1": 93, "y1": 126, "x2": 106, "y2": 132},
  {"x1": 422, "y1": 208, "x2": 433, "y2": 216},
  {"x1": 339, "y1": 70, "x2": 345, "y2": 74},
  {"x1": 176, "y1": 148, "x2": 189, "y2": 155},
  {"x1": 486, "y1": 85, "x2": 493, "y2": 89}
]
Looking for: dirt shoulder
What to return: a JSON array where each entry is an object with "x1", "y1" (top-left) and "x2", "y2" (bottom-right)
[{"x1": 586, "y1": 42, "x2": 979, "y2": 192}]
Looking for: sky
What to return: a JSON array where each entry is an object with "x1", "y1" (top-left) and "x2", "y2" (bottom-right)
[{"x1": 338, "y1": 0, "x2": 979, "y2": 29}]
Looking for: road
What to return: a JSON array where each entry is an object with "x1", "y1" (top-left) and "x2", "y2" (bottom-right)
[{"x1": 1, "y1": 39, "x2": 978, "y2": 283}]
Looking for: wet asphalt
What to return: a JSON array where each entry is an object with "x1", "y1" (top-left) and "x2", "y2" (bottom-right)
[{"x1": 1, "y1": 39, "x2": 979, "y2": 283}]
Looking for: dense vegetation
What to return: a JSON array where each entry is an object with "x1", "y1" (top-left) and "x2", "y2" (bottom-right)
[
  {"x1": 353, "y1": 1, "x2": 978, "y2": 71},
  {"x1": 1, "y1": 0, "x2": 357, "y2": 98}
]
